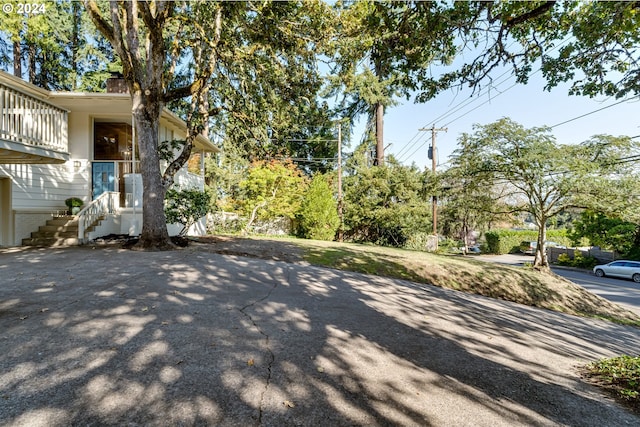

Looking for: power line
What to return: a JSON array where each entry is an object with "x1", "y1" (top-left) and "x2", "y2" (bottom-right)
[
  {"x1": 397, "y1": 36, "x2": 576, "y2": 164},
  {"x1": 395, "y1": 41, "x2": 529, "y2": 160},
  {"x1": 549, "y1": 95, "x2": 640, "y2": 129},
  {"x1": 397, "y1": 75, "x2": 522, "y2": 163}
]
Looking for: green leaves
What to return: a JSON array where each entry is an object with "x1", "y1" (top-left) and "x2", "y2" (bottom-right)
[
  {"x1": 297, "y1": 174, "x2": 339, "y2": 241},
  {"x1": 0, "y1": 0, "x2": 114, "y2": 90},
  {"x1": 586, "y1": 355, "x2": 640, "y2": 402},
  {"x1": 449, "y1": 118, "x2": 640, "y2": 266},
  {"x1": 450, "y1": 1, "x2": 640, "y2": 99},
  {"x1": 164, "y1": 188, "x2": 212, "y2": 236},
  {"x1": 329, "y1": 0, "x2": 461, "y2": 145},
  {"x1": 236, "y1": 160, "x2": 308, "y2": 222},
  {"x1": 342, "y1": 157, "x2": 431, "y2": 247}
]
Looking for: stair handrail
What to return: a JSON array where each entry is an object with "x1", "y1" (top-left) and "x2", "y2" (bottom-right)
[{"x1": 77, "y1": 192, "x2": 120, "y2": 243}]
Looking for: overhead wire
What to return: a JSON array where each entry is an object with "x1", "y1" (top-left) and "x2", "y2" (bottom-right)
[
  {"x1": 549, "y1": 95, "x2": 640, "y2": 129},
  {"x1": 395, "y1": 39, "x2": 531, "y2": 162},
  {"x1": 396, "y1": 36, "x2": 578, "y2": 164}
]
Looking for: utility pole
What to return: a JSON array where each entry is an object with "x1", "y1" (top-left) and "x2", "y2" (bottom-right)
[
  {"x1": 337, "y1": 123, "x2": 344, "y2": 242},
  {"x1": 419, "y1": 125, "x2": 447, "y2": 249}
]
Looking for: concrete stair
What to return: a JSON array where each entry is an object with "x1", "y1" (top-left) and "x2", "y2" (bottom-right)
[{"x1": 22, "y1": 216, "x2": 81, "y2": 247}]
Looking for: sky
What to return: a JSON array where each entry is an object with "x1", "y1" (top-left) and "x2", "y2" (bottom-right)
[{"x1": 354, "y1": 74, "x2": 640, "y2": 171}]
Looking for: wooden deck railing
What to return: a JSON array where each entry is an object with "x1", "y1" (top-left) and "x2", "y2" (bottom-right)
[{"x1": 0, "y1": 82, "x2": 68, "y2": 153}]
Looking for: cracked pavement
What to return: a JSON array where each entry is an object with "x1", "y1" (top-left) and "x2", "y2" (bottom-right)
[{"x1": 1, "y1": 244, "x2": 640, "y2": 426}]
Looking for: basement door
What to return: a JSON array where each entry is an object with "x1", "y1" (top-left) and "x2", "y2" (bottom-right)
[
  {"x1": 92, "y1": 162, "x2": 116, "y2": 199},
  {"x1": 0, "y1": 177, "x2": 11, "y2": 246}
]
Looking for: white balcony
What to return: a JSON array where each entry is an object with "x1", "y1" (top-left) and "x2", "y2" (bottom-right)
[{"x1": 0, "y1": 77, "x2": 69, "y2": 164}]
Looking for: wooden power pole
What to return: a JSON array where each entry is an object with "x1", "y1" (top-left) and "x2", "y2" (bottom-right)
[
  {"x1": 337, "y1": 123, "x2": 344, "y2": 242},
  {"x1": 419, "y1": 125, "x2": 447, "y2": 248}
]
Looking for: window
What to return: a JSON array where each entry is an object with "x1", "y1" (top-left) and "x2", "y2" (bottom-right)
[{"x1": 94, "y1": 122, "x2": 134, "y2": 160}]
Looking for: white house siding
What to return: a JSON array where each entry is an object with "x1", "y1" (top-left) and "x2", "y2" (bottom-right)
[
  {"x1": 0, "y1": 162, "x2": 73, "y2": 210},
  {"x1": 0, "y1": 161, "x2": 81, "y2": 245},
  {"x1": 68, "y1": 110, "x2": 91, "y2": 160},
  {"x1": 159, "y1": 124, "x2": 175, "y2": 144},
  {"x1": 173, "y1": 169, "x2": 204, "y2": 191},
  {"x1": 0, "y1": 77, "x2": 218, "y2": 246}
]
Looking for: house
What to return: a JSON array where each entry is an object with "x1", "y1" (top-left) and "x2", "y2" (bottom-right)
[{"x1": 0, "y1": 70, "x2": 219, "y2": 247}]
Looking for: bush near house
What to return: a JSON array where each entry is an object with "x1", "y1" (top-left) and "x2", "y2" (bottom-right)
[
  {"x1": 65, "y1": 197, "x2": 84, "y2": 215},
  {"x1": 484, "y1": 229, "x2": 571, "y2": 254},
  {"x1": 165, "y1": 188, "x2": 212, "y2": 236}
]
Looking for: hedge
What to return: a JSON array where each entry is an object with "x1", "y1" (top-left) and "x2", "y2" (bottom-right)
[{"x1": 484, "y1": 229, "x2": 571, "y2": 254}]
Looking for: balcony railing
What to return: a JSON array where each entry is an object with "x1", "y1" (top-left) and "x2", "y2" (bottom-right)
[{"x1": 0, "y1": 82, "x2": 68, "y2": 153}]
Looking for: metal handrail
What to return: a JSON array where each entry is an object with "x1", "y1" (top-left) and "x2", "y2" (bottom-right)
[{"x1": 76, "y1": 192, "x2": 120, "y2": 243}]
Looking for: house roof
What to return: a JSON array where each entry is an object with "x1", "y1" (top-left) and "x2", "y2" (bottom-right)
[
  {"x1": 0, "y1": 70, "x2": 220, "y2": 154},
  {"x1": 49, "y1": 92, "x2": 220, "y2": 154}
]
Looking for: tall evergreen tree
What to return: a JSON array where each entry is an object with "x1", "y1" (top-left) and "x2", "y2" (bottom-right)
[
  {"x1": 329, "y1": 1, "x2": 464, "y2": 165},
  {"x1": 0, "y1": 0, "x2": 114, "y2": 90}
]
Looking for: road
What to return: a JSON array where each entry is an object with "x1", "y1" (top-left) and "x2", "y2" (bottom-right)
[
  {"x1": 477, "y1": 253, "x2": 640, "y2": 316},
  {"x1": 2, "y1": 245, "x2": 640, "y2": 426},
  {"x1": 552, "y1": 267, "x2": 640, "y2": 316}
]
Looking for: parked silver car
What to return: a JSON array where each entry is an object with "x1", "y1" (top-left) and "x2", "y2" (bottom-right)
[{"x1": 593, "y1": 260, "x2": 640, "y2": 283}]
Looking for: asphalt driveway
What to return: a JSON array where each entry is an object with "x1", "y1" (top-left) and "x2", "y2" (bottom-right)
[{"x1": 1, "y1": 245, "x2": 639, "y2": 426}]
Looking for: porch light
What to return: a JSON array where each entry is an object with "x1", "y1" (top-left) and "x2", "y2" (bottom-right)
[{"x1": 73, "y1": 160, "x2": 82, "y2": 172}]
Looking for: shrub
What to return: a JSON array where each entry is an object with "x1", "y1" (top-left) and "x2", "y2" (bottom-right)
[
  {"x1": 65, "y1": 197, "x2": 84, "y2": 214},
  {"x1": 585, "y1": 355, "x2": 640, "y2": 402},
  {"x1": 571, "y1": 251, "x2": 598, "y2": 269},
  {"x1": 296, "y1": 175, "x2": 339, "y2": 241},
  {"x1": 165, "y1": 188, "x2": 212, "y2": 236},
  {"x1": 555, "y1": 251, "x2": 598, "y2": 269},
  {"x1": 557, "y1": 253, "x2": 572, "y2": 266},
  {"x1": 404, "y1": 232, "x2": 432, "y2": 251},
  {"x1": 484, "y1": 229, "x2": 571, "y2": 254}
]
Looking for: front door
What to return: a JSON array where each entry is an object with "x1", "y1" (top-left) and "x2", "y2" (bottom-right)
[{"x1": 92, "y1": 162, "x2": 115, "y2": 199}]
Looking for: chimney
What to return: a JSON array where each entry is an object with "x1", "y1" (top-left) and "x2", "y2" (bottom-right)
[{"x1": 106, "y1": 71, "x2": 128, "y2": 94}]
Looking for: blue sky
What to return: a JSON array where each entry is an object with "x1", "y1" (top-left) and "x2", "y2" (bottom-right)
[{"x1": 355, "y1": 75, "x2": 640, "y2": 171}]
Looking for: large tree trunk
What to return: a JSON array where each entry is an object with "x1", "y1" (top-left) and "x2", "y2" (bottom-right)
[
  {"x1": 374, "y1": 102, "x2": 384, "y2": 166},
  {"x1": 13, "y1": 41, "x2": 21, "y2": 77},
  {"x1": 131, "y1": 91, "x2": 174, "y2": 250},
  {"x1": 83, "y1": 0, "x2": 177, "y2": 251},
  {"x1": 28, "y1": 42, "x2": 36, "y2": 84}
]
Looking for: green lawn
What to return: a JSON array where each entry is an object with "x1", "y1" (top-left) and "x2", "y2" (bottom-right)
[{"x1": 275, "y1": 237, "x2": 640, "y2": 326}]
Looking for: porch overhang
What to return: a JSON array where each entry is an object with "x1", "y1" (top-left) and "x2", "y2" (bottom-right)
[{"x1": 0, "y1": 139, "x2": 69, "y2": 164}]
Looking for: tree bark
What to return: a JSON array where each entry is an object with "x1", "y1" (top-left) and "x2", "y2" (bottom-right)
[
  {"x1": 131, "y1": 90, "x2": 174, "y2": 250},
  {"x1": 28, "y1": 42, "x2": 36, "y2": 84},
  {"x1": 534, "y1": 218, "x2": 549, "y2": 269},
  {"x1": 13, "y1": 41, "x2": 21, "y2": 77},
  {"x1": 374, "y1": 102, "x2": 384, "y2": 166}
]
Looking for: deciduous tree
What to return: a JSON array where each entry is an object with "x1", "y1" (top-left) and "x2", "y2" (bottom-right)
[
  {"x1": 84, "y1": 0, "x2": 334, "y2": 249},
  {"x1": 457, "y1": 118, "x2": 639, "y2": 268},
  {"x1": 236, "y1": 160, "x2": 308, "y2": 234},
  {"x1": 445, "y1": 1, "x2": 640, "y2": 99}
]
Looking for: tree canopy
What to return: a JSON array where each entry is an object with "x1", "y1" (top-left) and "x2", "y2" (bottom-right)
[
  {"x1": 444, "y1": 1, "x2": 640, "y2": 99},
  {"x1": 0, "y1": 0, "x2": 114, "y2": 90},
  {"x1": 328, "y1": 0, "x2": 462, "y2": 165},
  {"x1": 453, "y1": 118, "x2": 640, "y2": 267},
  {"x1": 81, "y1": 0, "x2": 337, "y2": 249}
]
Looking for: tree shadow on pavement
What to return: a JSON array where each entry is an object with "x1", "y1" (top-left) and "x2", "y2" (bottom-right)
[{"x1": 0, "y1": 246, "x2": 639, "y2": 426}]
